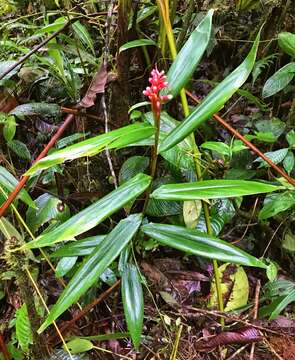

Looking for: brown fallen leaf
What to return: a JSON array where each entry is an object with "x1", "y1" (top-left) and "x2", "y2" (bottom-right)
[
  {"x1": 196, "y1": 327, "x2": 263, "y2": 351},
  {"x1": 79, "y1": 63, "x2": 108, "y2": 108},
  {"x1": 0, "y1": 91, "x2": 18, "y2": 113}
]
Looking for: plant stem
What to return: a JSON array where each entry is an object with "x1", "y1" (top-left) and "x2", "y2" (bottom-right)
[
  {"x1": 143, "y1": 110, "x2": 160, "y2": 212},
  {"x1": 157, "y1": 0, "x2": 224, "y2": 318}
]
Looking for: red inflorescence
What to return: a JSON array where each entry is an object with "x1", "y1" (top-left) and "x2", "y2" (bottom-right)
[{"x1": 143, "y1": 67, "x2": 172, "y2": 118}]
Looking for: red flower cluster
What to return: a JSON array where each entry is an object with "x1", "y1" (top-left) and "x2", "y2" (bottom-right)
[{"x1": 143, "y1": 67, "x2": 172, "y2": 118}]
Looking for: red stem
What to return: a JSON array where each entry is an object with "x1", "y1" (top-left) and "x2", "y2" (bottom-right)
[
  {"x1": 186, "y1": 90, "x2": 295, "y2": 187},
  {"x1": 0, "y1": 334, "x2": 10, "y2": 360},
  {"x1": 0, "y1": 114, "x2": 75, "y2": 217}
]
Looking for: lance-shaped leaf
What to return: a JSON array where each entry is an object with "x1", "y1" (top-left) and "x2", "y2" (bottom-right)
[
  {"x1": 50, "y1": 235, "x2": 106, "y2": 257},
  {"x1": 122, "y1": 264, "x2": 144, "y2": 350},
  {"x1": 23, "y1": 174, "x2": 151, "y2": 249},
  {"x1": 151, "y1": 180, "x2": 282, "y2": 200},
  {"x1": 25, "y1": 123, "x2": 154, "y2": 175},
  {"x1": 159, "y1": 30, "x2": 261, "y2": 153},
  {"x1": 166, "y1": 9, "x2": 213, "y2": 97},
  {"x1": 38, "y1": 214, "x2": 142, "y2": 333},
  {"x1": 119, "y1": 39, "x2": 157, "y2": 53},
  {"x1": 0, "y1": 166, "x2": 36, "y2": 208},
  {"x1": 10, "y1": 103, "x2": 61, "y2": 117},
  {"x1": 142, "y1": 223, "x2": 266, "y2": 268}
]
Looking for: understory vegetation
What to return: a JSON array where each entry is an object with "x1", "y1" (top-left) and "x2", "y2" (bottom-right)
[{"x1": 0, "y1": 0, "x2": 295, "y2": 359}]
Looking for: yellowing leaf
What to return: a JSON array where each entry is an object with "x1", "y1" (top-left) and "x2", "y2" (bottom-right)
[
  {"x1": 209, "y1": 263, "x2": 249, "y2": 312},
  {"x1": 183, "y1": 200, "x2": 202, "y2": 229}
]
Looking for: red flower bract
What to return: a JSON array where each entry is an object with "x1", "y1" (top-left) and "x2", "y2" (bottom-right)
[{"x1": 143, "y1": 67, "x2": 172, "y2": 118}]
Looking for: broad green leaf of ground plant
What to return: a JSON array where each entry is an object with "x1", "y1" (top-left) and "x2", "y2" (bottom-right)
[
  {"x1": 119, "y1": 39, "x2": 157, "y2": 53},
  {"x1": 50, "y1": 235, "x2": 106, "y2": 257},
  {"x1": 65, "y1": 338, "x2": 93, "y2": 354},
  {"x1": 166, "y1": 9, "x2": 213, "y2": 97},
  {"x1": 150, "y1": 179, "x2": 282, "y2": 200},
  {"x1": 10, "y1": 103, "x2": 61, "y2": 117},
  {"x1": 25, "y1": 123, "x2": 154, "y2": 175},
  {"x1": 262, "y1": 62, "x2": 295, "y2": 98},
  {"x1": 0, "y1": 166, "x2": 35, "y2": 208},
  {"x1": 122, "y1": 264, "x2": 144, "y2": 350},
  {"x1": 159, "y1": 30, "x2": 261, "y2": 152},
  {"x1": 259, "y1": 289, "x2": 295, "y2": 320},
  {"x1": 26, "y1": 193, "x2": 70, "y2": 233},
  {"x1": 278, "y1": 32, "x2": 295, "y2": 57},
  {"x1": 259, "y1": 191, "x2": 295, "y2": 220},
  {"x1": 38, "y1": 214, "x2": 142, "y2": 333},
  {"x1": 142, "y1": 223, "x2": 267, "y2": 268},
  {"x1": 23, "y1": 174, "x2": 151, "y2": 249}
]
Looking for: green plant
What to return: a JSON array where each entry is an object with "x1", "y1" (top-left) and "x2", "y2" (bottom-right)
[
  {"x1": 1, "y1": 4, "x2": 295, "y2": 358},
  {"x1": 262, "y1": 31, "x2": 295, "y2": 98}
]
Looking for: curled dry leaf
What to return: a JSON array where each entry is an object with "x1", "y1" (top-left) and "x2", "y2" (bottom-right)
[
  {"x1": 0, "y1": 91, "x2": 18, "y2": 113},
  {"x1": 79, "y1": 63, "x2": 108, "y2": 108},
  {"x1": 197, "y1": 327, "x2": 262, "y2": 351}
]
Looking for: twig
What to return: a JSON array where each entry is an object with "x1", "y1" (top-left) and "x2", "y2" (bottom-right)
[
  {"x1": 186, "y1": 90, "x2": 295, "y2": 187},
  {"x1": 226, "y1": 345, "x2": 249, "y2": 360},
  {"x1": 232, "y1": 197, "x2": 259, "y2": 244},
  {"x1": 249, "y1": 280, "x2": 261, "y2": 360},
  {"x1": 0, "y1": 334, "x2": 10, "y2": 360},
  {"x1": 50, "y1": 279, "x2": 121, "y2": 345},
  {"x1": 180, "y1": 306, "x2": 282, "y2": 336},
  {"x1": 262, "y1": 219, "x2": 286, "y2": 257},
  {"x1": 0, "y1": 20, "x2": 73, "y2": 81},
  {"x1": 0, "y1": 114, "x2": 75, "y2": 217},
  {"x1": 263, "y1": 338, "x2": 284, "y2": 360}
]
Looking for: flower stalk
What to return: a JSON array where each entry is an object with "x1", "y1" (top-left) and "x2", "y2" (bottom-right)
[
  {"x1": 157, "y1": 0, "x2": 224, "y2": 320},
  {"x1": 143, "y1": 67, "x2": 172, "y2": 179},
  {"x1": 142, "y1": 67, "x2": 172, "y2": 211}
]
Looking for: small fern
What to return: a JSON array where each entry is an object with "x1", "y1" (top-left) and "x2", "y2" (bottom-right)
[
  {"x1": 252, "y1": 53, "x2": 278, "y2": 85},
  {"x1": 15, "y1": 303, "x2": 33, "y2": 353}
]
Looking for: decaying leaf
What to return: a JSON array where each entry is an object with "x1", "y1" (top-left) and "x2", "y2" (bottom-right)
[
  {"x1": 0, "y1": 91, "x2": 18, "y2": 113},
  {"x1": 209, "y1": 263, "x2": 249, "y2": 312},
  {"x1": 183, "y1": 200, "x2": 202, "y2": 229},
  {"x1": 79, "y1": 63, "x2": 108, "y2": 108},
  {"x1": 197, "y1": 327, "x2": 262, "y2": 351}
]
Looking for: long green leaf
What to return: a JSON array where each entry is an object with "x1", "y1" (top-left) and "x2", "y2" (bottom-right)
[
  {"x1": 259, "y1": 289, "x2": 295, "y2": 320},
  {"x1": 151, "y1": 180, "x2": 282, "y2": 200},
  {"x1": 166, "y1": 9, "x2": 213, "y2": 97},
  {"x1": 38, "y1": 214, "x2": 143, "y2": 333},
  {"x1": 142, "y1": 223, "x2": 266, "y2": 268},
  {"x1": 50, "y1": 235, "x2": 106, "y2": 257},
  {"x1": 159, "y1": 30, "x2": 261, "y2": 153},
  {"x1": 23, "y1": 174, "x2": 151, "y2": 249},
  {"x1": 262, "y1": 62, "x2": 295, "y2": 98},
  {"x1": 0, "y1": 166, "x2": 36, "y2": 208},
  {"x1": 25, "y1": 123, "x2": 154, "y2": 175},
  {"x1": 119, "y1": 39, "x2": 157, "y2": 53},
  {"x1": 122, "y1": 264, "x2": 144, "y2": 350}
]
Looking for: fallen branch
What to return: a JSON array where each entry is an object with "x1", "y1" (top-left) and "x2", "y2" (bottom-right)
[
  {"x1": 0, "y1": 20, "x2": 74, "y2": 81},
  {"x1": 0, "y1": 114, "x2": 75, "y2": 217},
  {"x1": 186, "y1": 90, "x2": 295, "y2": 187},
  {"x1": 0, "y1": 334, "x2": 10, "y2": 360}
]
